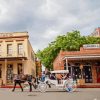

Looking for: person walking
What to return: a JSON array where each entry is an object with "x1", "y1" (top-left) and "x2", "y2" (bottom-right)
[
  {"x1": 12, "y1": 74, "x2": 23, "y2": 92},
  {"x1": 32, "y1": 76, "x2": 37, "y2": 89},
  {"x1": 41, "y1": 71, "x2": 45, "y2": 82},
  {"x1": 27, "y1": 75, "x2": 33, "y2": 92}
]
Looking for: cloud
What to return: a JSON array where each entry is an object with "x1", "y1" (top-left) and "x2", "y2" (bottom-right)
[{"x1": 0, "y1": 0, "x2": 100, "y2": 52}]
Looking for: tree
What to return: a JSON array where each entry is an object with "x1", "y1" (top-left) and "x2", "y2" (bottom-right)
[{"x1": 37, "y1": 30, "x2": 100, "y2": 70}]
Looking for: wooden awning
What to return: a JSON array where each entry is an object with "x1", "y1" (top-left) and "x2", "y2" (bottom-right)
[{"x1": 62, "y1": 55, "x2": 100, "y2": 61}]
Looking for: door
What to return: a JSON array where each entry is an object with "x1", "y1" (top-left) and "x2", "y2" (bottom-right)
[
  {"x1": 73, "y1": 67, "x2": 82, "y2": 80},
  {"x1": 6, "y1": 64, "x2": 13, "y2": 84},
  {"x1": 17, "y1": 64, "x2": 23, "y2": 74},
  {"x1": 83, "y1": 66, "x2": 93, "y2": 83},
  {"x1": 97, "y1": 67, "x2": 100, "y2": 83}
]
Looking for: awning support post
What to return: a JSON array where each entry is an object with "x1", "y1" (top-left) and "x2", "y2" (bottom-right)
[{"x1": 66, "y1": 58, "x2": 69, "y2": 73}]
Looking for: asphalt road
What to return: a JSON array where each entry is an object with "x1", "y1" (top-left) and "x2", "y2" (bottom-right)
[{"x1": 0, "y1": 88, "x2": 100, "y2": 100}]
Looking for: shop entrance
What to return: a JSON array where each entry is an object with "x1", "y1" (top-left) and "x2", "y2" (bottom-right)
[
  {"x1": 64, "y1": 63, "x2": 82, "y2": 80},
  {"x1": 83, "y1": 65, "x2": 93, "y2": 83},
  {"x1": 97, "y1": 67, "x2": 100, "y2": 83},
  {"x1": 72, "y1": 67, "x2": 81, "y2": 80},
  {"x1": 6, "y1": 64, "x2": 13, "y2": 84}
]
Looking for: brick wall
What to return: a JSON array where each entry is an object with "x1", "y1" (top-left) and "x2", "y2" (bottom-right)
[{"x1": 53, "y1": 47, "x2": 100, "y2": 70}]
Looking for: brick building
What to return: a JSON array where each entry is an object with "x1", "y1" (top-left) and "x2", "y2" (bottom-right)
[
  {"x1": 53, "y1": 44, "x2": 100, "y2": 86},
  {"x1": 90, "y1": 27, "x2": 100, "y2": 37}
]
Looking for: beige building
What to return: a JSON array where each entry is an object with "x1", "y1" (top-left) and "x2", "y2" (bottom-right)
[{"x1": 0, "y1": 32, "x2": 36, "y2": 85}]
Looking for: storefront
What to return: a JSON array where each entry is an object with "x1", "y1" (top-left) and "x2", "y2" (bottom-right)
[
  {"x1": 53, "y1": 44, "x2": 100, "y2": 86},
  {"x1": 63, "y1": 56, "x2": 100, "y2": 84}
]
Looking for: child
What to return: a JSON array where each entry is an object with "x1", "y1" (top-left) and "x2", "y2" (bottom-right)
[{"x1": 66, "y1": 76, "x2": 73, "y2": 92}]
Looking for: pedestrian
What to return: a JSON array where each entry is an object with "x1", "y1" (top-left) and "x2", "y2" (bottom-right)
[
  {"x1": 50, "y1": 73, "x2": 56, "y2": 80},
  {"x1": 41, "y1": 71, "x2": 45, "y2": 82},
  {"x1": 62, "y1": 74, "x2": 68, "y2": 80},
  {"x1": 66, "y1": 76, "x2": 73, "y2": 92},
  {"x1": 57, "y1": 74, "x2": 62, "y2": 84},
  {"x1": 32, "y1": 76, "x2": 37, "y2": 89},
  {"x1": 12, "y1": 74, "x2": 23, "y2": 92},
  {"x1": 27, "y1": 75, "x2": 33, "y2": 92}
]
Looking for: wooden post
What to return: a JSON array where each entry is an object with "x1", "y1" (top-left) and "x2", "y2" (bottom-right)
[
  {"x1": 66, "y1": 58, "x2": 69, "y2": 73},
  {"x1": 4, "y1": 59, "x2": 7, "y2": 85}
]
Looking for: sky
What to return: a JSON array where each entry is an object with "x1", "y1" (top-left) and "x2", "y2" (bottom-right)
[{"x1": 0, "y1": 0, "x2": 100, "y2": 52}]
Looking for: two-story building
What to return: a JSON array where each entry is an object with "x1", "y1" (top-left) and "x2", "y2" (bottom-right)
[{"x1": 0, "y1": 32, "x2": 36, "y2": 85}]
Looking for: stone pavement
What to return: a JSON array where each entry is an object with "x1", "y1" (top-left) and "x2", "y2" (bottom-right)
[{"x1": 0, "y1": 88, "x2": 100, "y2": 100}]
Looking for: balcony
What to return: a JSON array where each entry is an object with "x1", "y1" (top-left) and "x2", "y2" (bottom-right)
[
  {"x1": 0, "y1": 51, "x2": 27, "y2": 61},
  {"x1": 0, "y1": 51, "x2": 26, "y2": 58}
]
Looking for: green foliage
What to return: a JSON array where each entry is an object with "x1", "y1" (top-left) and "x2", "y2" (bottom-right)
[{"x1": 36, "y1": 30, "x2": 100, "y2": 70}]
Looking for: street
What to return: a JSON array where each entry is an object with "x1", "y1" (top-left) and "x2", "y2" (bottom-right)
[{"x1": 0, "y1": 88, "x2": 100, "y2": 100}]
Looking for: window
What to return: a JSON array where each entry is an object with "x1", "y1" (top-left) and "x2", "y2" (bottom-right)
[
  {"x1": 17, "y1": 64, "x2": 23, "y2": 74},
  {"x1": 7, "y1": 44, "x2": 12, "y2": 55},
  {"x1": 18, "y1": 44, "x2": 23, "y2": 55}
]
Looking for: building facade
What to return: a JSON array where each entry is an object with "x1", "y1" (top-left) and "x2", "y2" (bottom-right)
[
  {"x1": 0, "y1": 32, "x2": 36, "y2": 85},
  {"x1": 90, "y1": 27, "x2": 100, "y2": 37},
  {"x1": 53, "y1": 44, "x2": 100, "y2": 85}
]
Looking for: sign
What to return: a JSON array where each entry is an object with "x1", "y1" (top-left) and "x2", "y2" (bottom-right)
[
  {"x1": 0, "y1": 33, "x2": 13, "y2": 37},
  {"x1": 83, "y1": 44, "x2": 100, "y2": 49}
]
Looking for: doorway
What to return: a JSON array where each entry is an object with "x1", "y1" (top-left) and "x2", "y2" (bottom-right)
[
  {"x1": 83, "y1": 66, "x2": 93, "y2": 83},
  {"x1": 17, "y1": 64, "x2": 23, "y2": 74},
  {"x1": 6, "y1": 64, "x2": 13, "y2": 84},
  {"x1": 73, "y1": 67, "x2": 82, "y2": 80}
]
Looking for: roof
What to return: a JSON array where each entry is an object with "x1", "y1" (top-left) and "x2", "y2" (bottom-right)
[
  {"x1": 59, "y1": 46, "x2": 100, "y2": 61},
  {"x1": 50, "y1": 70, "x2": 69, "y2": 74}
]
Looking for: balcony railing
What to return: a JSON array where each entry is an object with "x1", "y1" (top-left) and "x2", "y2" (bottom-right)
[{"x1": 0, "y1": 51, "x2": 26, "y2": 58}]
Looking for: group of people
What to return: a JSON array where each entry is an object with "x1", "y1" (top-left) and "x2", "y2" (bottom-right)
[
  {"x1": 49, "y1": 73, "x2": 68, "y2": 80},
  {"x1": 11, "y1": 72, "x2": 74, "y2": 92},
  {"x1": 12, "y1": 74, "x2": 37, "y2": 92}
]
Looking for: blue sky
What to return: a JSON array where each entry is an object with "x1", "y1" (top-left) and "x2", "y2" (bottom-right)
[{"x1": 0, "y1": 0, "x2": 100, "y2": 52}]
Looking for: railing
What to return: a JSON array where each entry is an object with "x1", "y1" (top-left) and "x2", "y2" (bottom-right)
[{"x1": 0, "y1": 51, "x2": 26, "y2": 58}]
